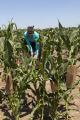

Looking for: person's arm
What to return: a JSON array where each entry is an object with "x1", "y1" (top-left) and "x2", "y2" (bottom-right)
[
  {"x1": 26, "y1": 40, "x2": 33, "y2": 53},
  {"x1": 36, "y1": 42, "x2": 39, "y2": 57},
  {"x1": 34, "y1": 42, "x2": 39, "y2": 59},
  {"x1": 34, "y1": 32, "x2": 39, "y2": 56},
  {"x1": 24, "y1": 32, "x2": 33, "y2": 54},
  {"x1": 34, "y1": 31, "x2": 39, "y2": 39}
]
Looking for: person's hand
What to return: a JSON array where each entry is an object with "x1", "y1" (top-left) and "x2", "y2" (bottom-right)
[
  {"x1": 34, "y1": 55, "x2": 38, "y2": 59},
  {"x1": 31, "y1": 52, "x2": 33, "y2": 56},
  {"x1": 33, "y1": 52, "x2": 36, "y2": 56}
]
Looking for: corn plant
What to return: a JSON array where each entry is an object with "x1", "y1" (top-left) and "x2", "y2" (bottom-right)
[
  {"x1": 0, "y1": 21, "x2": 80, "y2": 120},
  {"x1": 0, "y1": 22, "x2": 33, "y2": 120},
  {"x1": 58, "y1": 21, "x2": 80, "y2": 119}
]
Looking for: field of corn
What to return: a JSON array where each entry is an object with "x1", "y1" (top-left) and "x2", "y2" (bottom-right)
[{"x1": 0, "y1": 21, "x2": 80, "y2": 120}]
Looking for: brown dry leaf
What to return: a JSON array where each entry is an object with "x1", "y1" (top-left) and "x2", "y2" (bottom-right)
[
  {"x1": 66, "y1": 65, "x2": 77, "y2": 88},
  {"x1": 50, "y1": 80, "x2": 58, "y2": 93},
  {"x1": 5, "y1": 72, "x2": 13, "y2": 94}
]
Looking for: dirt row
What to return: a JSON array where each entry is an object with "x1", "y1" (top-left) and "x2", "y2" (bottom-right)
[{"x1": 0, "y1": 61, "x2": 80, "y2": 120}]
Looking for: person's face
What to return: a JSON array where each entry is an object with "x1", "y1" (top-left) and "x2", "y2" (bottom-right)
[
  {"x1": 28, "y1": 27, "x2": 34, "y2": 37},
  {"x1": 28, "y1": 32, "x2": 33, "y2": 37}
]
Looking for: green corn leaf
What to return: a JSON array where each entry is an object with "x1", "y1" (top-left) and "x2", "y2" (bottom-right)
[
  {"x1": 0, "y1": 116, "x2": 7, "y2": 119},
  {"x1": 30, "y1": 102, "x2": 42, "y2": 119}
]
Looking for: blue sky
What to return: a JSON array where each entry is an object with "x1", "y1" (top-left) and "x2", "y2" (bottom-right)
[{"x1": 0, "y1": 0, "x2": 80, "y2": 29}]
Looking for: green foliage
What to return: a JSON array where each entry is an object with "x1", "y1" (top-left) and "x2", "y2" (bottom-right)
[{"x1": 0, "y1": 21, "x2": 80, "y2": 120}]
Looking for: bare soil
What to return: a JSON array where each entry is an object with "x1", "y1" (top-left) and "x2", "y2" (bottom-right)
[{"x1": 0, "y1": 61, "x2": 80, "y2": 120}]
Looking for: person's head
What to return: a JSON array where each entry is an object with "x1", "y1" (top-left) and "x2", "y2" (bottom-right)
[{"x1": 27, "y1": 26, "x2": 34, "y2": 37}]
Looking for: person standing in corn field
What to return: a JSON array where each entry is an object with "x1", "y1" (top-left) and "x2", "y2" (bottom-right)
[{"x1": 24, "y1": 26, "x2": 39, "y2": 59}]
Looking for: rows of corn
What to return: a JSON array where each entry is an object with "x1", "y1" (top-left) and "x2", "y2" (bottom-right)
[{"x1": 0, "y1": 21, "x2": 80, "y2": 120}]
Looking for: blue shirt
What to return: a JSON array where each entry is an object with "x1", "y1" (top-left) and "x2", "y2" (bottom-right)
[{"x1": 24, "y1": 31, "x2": 39, "y2": 56}]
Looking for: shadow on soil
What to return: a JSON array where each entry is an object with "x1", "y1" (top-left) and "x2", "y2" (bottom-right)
[{"x1": 0, "y1": 90, "x2": 80, "y2": 120}]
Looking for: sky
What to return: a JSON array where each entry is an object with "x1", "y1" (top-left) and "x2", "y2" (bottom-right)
[{"x1": 0, "y1": 0, "x2": 80, "y2": 29}]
